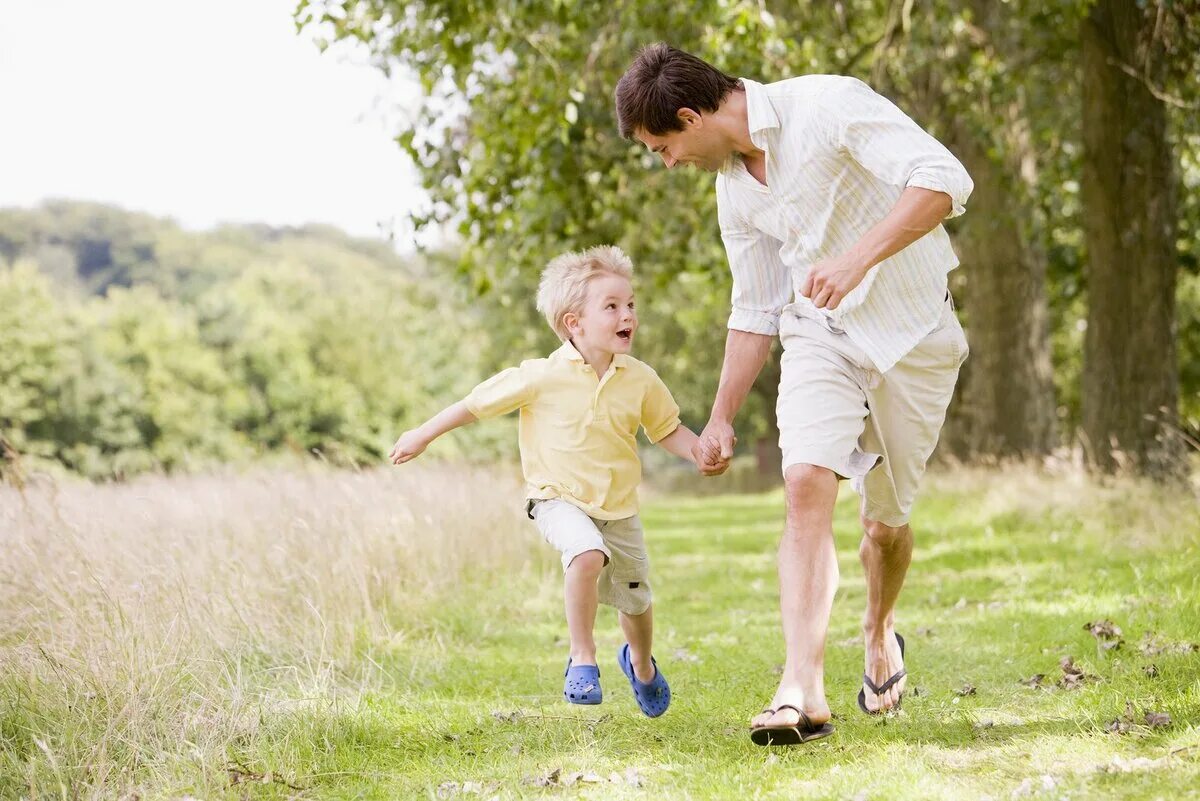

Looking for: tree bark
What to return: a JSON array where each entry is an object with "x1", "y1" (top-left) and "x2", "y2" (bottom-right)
[
  {"x1": 948, "y1": 133, "x2": 1057, "y2": 460},
  {"x1": 1080, "y1": 0, "x2": 1182, "y2": 475}
]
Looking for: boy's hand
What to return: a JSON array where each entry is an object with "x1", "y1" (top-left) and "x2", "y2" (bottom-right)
[
  {"x1": 389, "y1": 429, "x2": 429, "y2": 464},
  {"x1": 693, "y1": 419, "x2": 735, "y2": 476}
]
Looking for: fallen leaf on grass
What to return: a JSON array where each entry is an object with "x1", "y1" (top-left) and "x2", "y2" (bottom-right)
[
  {"x1": 1057, "y1": 656, "x2": 1094, "y2": 689},
  {"x1": 226, "y1": 762, "x2": 303, "y2": 792},
  {"x1": 956, "y1": 683, "x2": 977, "y2": 697},
  {"x1": 1140, "y1": 633, "x2": 1199, "y2": 656},
  {"x1": 1084, "y1": 620, "x2": 1122, "y2": 641},
  {"x1": 1018, "y1": 673, "x2": 1046, "y2": 688},
  {"x1": 524, "y1": 766, "x2": 643, "y2": 788},
  {"x1": 1143, "y1": 664, "x2": 1159, "y2": 677},
  {"x1": 491, "y1": 710, "x2": 523, "y2": 723},
  {"x1": 1145, "y1": 711, "x2": 1171, "y2": 728},
  {"x1": 525, "y1": 768, "x2": 561, "y2": 787}
]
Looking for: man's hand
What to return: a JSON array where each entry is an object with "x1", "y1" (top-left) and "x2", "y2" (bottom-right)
[
  {"x1": 801, "y1": 252, "x2": 870, "y2": 310},
  {"x1": 388, "y1": 429, "x2": 430, "y2": 464},
  {"x1": 693, "y1": 419, "x2": 736, "y2": 476}
]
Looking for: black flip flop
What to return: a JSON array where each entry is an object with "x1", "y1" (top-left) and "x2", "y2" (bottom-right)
[
  {"x1": 857, "y1": 632, "x2": 906, "y2": 715},
  {"x1": 749, "y1": 704, "x2": 835, "y2": 746}
]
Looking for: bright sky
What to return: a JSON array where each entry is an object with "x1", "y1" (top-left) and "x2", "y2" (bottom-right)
[{"x1": 0, "y1": 0, "x2": 426, "y2": 246}]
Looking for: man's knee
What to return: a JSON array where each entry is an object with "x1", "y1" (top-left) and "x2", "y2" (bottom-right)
[
  {"x1": 861, "y1": 516, "x2": 910, "y2": 548},
  {"x1": 567, "y1": 549, "x2": 607, "y2": 576},
  {"x1": 784, "y1": 463, "x2": 837, "y2": 507}
]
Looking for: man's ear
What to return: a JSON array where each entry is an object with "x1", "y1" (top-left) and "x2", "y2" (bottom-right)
[{"x1": 677, "y1": 107, "x2": 702, "y2": 127}]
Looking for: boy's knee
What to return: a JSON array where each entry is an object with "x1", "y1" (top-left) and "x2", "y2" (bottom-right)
[{"x1": 567, "y1": 549, "x2": 607, "y2": 576}]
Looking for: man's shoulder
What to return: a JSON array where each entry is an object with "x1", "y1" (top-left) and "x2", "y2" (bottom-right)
[{"x1": 762, "y1": 74, "x2": 875, "y2": 122}]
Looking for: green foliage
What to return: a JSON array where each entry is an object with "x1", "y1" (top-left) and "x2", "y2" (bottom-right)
[
  {"x1": 299, "y1": 0, "x2": 1199, "y2": 450},
  {"x1": 0, "y1": 202, "x2": 507, "y2": 479}
]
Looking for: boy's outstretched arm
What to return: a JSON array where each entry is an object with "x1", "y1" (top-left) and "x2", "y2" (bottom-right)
[
  {"x1": 654, "y1": 425, "x2": 703, "y2": 467},
  {"x1": 389, "y1": 401, "x2": 477, "y2": 464}
]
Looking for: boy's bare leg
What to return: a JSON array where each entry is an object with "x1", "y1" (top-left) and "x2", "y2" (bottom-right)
[
  {"x1": 859, "y1": 518, "x2": 912, "y2": 711},
  {"x1": 564, "y1": 550, "x2": 606, "y2": 665},
  {"x1": 751, "y1": 464, "x2": 840, "y2": 729},
  {"x1": 619, "y1": 605, "x2": 656, "y2": 683}
]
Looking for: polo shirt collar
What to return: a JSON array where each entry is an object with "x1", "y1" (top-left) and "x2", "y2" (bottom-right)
[{"x1": 554, "y1": 340, "x2": 629, "y2": 368}]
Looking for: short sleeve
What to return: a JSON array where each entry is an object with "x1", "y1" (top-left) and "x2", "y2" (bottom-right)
[
  {"x1": 640, "y1": 370, "x2": 681, "y2": 444},
  {"x1": 464, "y1": 364, "x2": 538, "y2": 419}
]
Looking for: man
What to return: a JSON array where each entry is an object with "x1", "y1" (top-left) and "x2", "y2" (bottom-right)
[{"x1": 615, "y1": 44, "x2": 973, "y2": 745}]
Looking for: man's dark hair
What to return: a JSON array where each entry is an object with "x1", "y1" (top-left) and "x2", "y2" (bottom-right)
[{"x1": 614, "y1": 43, "x2": 740, "y2": 140}]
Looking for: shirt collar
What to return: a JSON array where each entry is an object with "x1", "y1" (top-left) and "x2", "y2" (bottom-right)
[
  {"x1": 553, "y1": 340, "x2": 629, "y2": 368},
  {"x1": 740, "y1": 78, "x2": 779, "y2": 151}
]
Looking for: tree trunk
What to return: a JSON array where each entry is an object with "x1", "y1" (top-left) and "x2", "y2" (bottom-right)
[
  {"x1": 948, "y1": 133, "x2": 1057, "y2": 460},
  {"x1": 1081, "y1": 0, "x2": 1182, "y2": 476}
]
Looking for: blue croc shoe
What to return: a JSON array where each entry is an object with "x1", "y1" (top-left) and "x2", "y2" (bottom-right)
[
  {"x1": 564, "y1": 659, "x2": 602, "y2": 705},
  {"x1": 617, "y1": 643, "x2": 670, "y2": 718}
]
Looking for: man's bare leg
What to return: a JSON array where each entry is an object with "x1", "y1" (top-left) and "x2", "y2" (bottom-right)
[
  {"x1": 751, "y1": 464, "x2": 840, "y2": 729},
  {"x1": 858, "y1": 518, "x2": 912, "y2": 711}
]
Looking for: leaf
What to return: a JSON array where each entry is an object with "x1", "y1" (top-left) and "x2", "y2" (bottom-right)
[
  {"x1": 1018, "y1": 673, "x2": 1046, "y2": 688},
  {"x1": 1144, "y1": 711, "x2": 1171, "y2": 728},
  {"x1": 1084, "y1": 619, "x2": 1122, "y2": 640},
  {"x1": 956, "y1": 683, "x2": 977, "y2": 696}
]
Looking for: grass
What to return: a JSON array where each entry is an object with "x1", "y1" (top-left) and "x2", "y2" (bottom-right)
[{"x1": 2, "y1": 465, "x2": 1198, "y2": 799}]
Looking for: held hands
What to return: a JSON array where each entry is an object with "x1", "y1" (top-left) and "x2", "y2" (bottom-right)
[
  {"x1": 388, "y1": 429, "x2": 430, "y2": 464},
  {"x1": 800, "y1": 252, "x2": 870, "y2": 310},
  {"x1": 691, "y1": 419, "x2": 736, "y2": 477}
]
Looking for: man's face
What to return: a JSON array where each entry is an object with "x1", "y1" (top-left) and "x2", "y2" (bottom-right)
[{"x1": 635, "y1": 110, "x2": 730, "y2": 173}]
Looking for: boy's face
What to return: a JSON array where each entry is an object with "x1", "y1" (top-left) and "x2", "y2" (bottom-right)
[{"x1": 568, "y1": 274, "x2": 638, "y2": 355}]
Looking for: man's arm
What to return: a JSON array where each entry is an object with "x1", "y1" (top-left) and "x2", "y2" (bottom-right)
[
  {"x1": 802, "y1": 186, "x2": 953, "y2": 310},
  {"x1": 389, "y1": 401, "x2": 478, "y2": 464},
  {"x1": 804, "y1": 78, "x2": 973, "y2": 310},
  {"x1": 694, "y1": 328, "x2": 774, "y2": 476}
]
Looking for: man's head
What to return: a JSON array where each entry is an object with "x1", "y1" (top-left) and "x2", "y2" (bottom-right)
[
  {"x1": 615, "y1": 43, "x2": 740, "y2": 172},
  {"x1": 537, "y1": 245, "x2": 638, "y2": 354}
]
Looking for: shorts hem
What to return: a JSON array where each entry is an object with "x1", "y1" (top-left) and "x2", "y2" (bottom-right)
[
  {"x1": 860, "y1": 503, "x2": 910, "y2": 528},
  {"x1": 560, "y1": 544, "x2": 611, "y2": 573},
  {"x1": 780, "y1": 448, "x2": 881, "y2": 481}
]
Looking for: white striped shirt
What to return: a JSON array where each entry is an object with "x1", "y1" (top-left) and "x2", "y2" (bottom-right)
[{"x1": 717, "y1": 76, "x2": 973, "y2": 373}]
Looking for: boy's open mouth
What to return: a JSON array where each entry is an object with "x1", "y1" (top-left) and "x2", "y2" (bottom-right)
[{"x1": 617, "y1": 328, "x2": 632, "y2": 341}]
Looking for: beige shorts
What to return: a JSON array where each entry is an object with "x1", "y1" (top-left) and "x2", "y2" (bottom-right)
[
  {"x1": 529, "y1": 499, "x2": 653, "y2": 615},
  {"x1": 776, "y1": 294, "x2": 968, "y2": 526}
]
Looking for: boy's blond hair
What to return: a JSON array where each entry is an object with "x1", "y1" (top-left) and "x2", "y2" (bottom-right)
[{"x1": 536, "y1": 245, "x2": 634, "y2": 342}]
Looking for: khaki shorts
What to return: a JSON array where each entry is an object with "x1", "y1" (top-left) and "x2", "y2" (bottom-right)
[
  {"x1": 529, "y1": 499, "x2": 653, "y2": 615},
  {"x1": 776, "y1": 294, "x2": 968, "y2": 526}
]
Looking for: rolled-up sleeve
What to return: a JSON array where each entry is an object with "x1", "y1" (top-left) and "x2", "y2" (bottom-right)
[
  {"x1": 820, "y1": 78, "x2": 974, "y2": 218},
  {"x1": 718, "y1": 181, "x2": 792, "y2": 336}
]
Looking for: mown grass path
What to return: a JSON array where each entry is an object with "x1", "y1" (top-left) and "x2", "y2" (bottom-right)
[{"x1": 252, "y1": 473, "x2": 1200, "y2": 800}]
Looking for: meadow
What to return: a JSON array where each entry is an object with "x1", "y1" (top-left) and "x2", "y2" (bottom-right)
[{"x1": 1, "y1": 464, "x2": 1198, "y2": 800}]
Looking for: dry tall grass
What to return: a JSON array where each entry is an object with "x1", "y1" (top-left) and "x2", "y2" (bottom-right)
[{"x1": 0, "y1": 465, "x2": 540, "y2": 798}]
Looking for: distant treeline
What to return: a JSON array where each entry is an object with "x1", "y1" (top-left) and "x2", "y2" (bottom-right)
[
  {"x1": 1, "y1": 196, "x2": 1198, "y2": 481},
  {"x1": 0, "y1": 201, "x2": 513, "y2": 479}
]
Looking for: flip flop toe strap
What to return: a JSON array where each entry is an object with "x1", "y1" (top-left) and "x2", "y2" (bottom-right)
[
  {"x1": 772, "y1": 703, "x2": 815, "y2": 731},
  {"x1": 862, "y1": 668, "x2": 907, "y2": 696}
]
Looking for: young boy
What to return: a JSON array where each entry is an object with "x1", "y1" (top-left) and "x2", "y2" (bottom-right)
[{"x1": 389, "y1": 245, "x2": 708, "y2": 717}]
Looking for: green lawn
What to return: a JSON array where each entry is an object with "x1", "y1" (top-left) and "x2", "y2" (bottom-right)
[{"x1": 3, "y1": 468, "x2": 1199, "y2": 799}]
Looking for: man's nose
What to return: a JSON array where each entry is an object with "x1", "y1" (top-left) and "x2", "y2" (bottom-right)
[{"x1": 661, "y1": 153, "x2": 677, "y2": 169}]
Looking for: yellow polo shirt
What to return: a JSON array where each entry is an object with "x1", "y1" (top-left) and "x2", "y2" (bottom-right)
[{"x1": 464, "y1": 342, "x2": 681, "y2": 520}]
